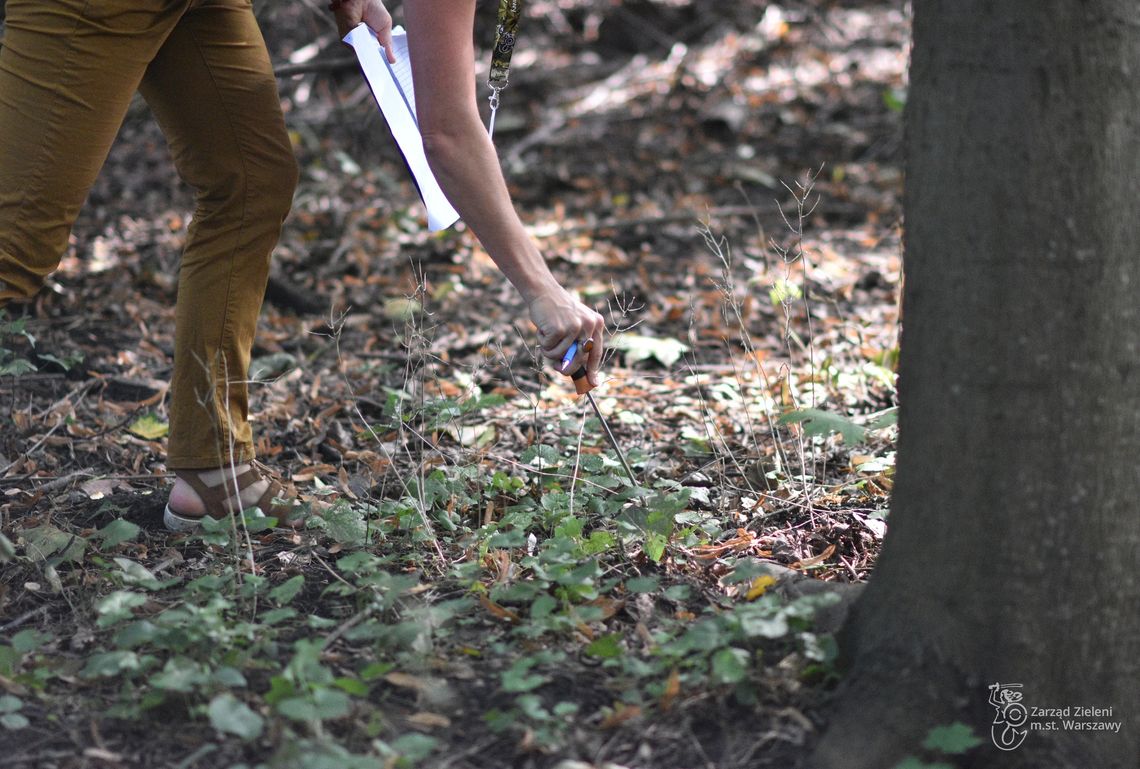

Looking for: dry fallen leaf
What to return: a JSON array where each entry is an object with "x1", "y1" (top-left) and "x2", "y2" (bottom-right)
[
  {"x1": 384, "y1": 671, "x2": 428, "y2": 692},
  {"x1": 585, "y1": 596, "x2": 625, "y2": 621},
  {"x1": 383, "y1": 297, "x2": 422, "y2": 321},
  {"x1": 126, "y1": 413, "x2": 168, "y2": 440},
  {"x1": 599, "y1": 703, "x2": 642, "y2": 730},
  {"x1": 659, "y1": 669, "x2": 681, "y2": 712},
  {"x1": 690, "y1": 528, "x2": 771, "y2": 560},
  {"x1": 407, "y1": 711, "x2": 451, "y2": 729},
  {"x1": 80, "y1": 479, "x2": 117, "y2": 500},
  {"x1": 793, "y1": 543, "x2": 837, "y2": 570},
  {"x1": 291, "y1": 463, "x2": 336, "y2": 482},
  {"x1": 479, "y1": 594, "x2": 520, "y2": 624},
  {"x1": 483, "y1": 550, "x2": 513, "y2": 583}
]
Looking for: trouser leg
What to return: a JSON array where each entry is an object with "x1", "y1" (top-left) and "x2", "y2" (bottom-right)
[
  {"x1": 0, "y1": 0, "x2": 186, "y2": 304},
  {"x1": 139, "y1": 0, "x2": 298, "y2": 468}
]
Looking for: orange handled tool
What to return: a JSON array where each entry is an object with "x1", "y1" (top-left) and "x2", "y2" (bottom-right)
[
  {"x1": 561, "y1": 339, "x2": 596, "y2": 395},
  {"x1": 561, "y1": 340, "x2": 638, "y2": 486}
]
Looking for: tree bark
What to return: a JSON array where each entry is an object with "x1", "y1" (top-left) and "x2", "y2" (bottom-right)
[{"x1": 810, "y1": 2, "x2": 1140, "y2": 768}]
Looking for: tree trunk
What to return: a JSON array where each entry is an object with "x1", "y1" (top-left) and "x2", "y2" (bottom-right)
[{"x1": 810, "y1": 2, "x2": 1140, "y2": 768}]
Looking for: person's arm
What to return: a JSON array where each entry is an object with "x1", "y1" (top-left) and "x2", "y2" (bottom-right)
[{"x1": 391, "y1": 0, "x2": 605, "y2": 384}]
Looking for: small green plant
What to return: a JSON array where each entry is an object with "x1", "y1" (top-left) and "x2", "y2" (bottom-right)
[
  {"x1": 0, "y1": 312, "x2": 83, "y2": 375},
  {"x1": 0, "y1": 312, "x2": 37, "y2": 376},
  {"x1": 0, "y1": 695, "x2": 28, "y2": 730},
  {"x1": 893, "y1": 722, "x2": 984, "y2": 769},
  {"x1": 883, "y1": 86, "x2": 908, "y2": 113},
  {"x1": 779, "y1": 406, "x2": 897, "y2": 446}
]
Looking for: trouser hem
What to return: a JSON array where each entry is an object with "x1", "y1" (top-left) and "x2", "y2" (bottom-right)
[{"x1": 166, "y1": 445, "x2": 256, "y2": 471}]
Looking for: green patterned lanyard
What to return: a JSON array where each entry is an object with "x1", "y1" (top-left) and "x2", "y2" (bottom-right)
[{"x1": 487, "y1": 0, "x2": 522, "y2": 138}]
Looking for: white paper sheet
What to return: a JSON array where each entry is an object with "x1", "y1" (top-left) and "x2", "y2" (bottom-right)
[{"x1": 344, "y1": 24, "x2": 460, "y2": 232}]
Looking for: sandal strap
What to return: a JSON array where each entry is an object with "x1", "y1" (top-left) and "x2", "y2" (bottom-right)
[
  {"x1": 174, "y1": 464, "x2": 283, "y2": 520},
  {"x1": 172, "y1": 471, "x2": 227, "y2": 520},
  {"x1": 246, "y1": 462, "x2": 304, "y2": 520},
  {"x1": 253, "y1": 476, "x2": 292, "y2": 517}
]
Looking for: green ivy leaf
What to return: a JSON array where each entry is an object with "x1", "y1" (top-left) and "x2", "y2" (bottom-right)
[
  {"x1": 208, "y1": 693, "x2": 264, "y2": 740},
  {"x1": 260, "y1": 607, "x2": 297, "y2": 625},
  {"x1": 10, "y1": 629, "x2": 51, "y2": 654},
  {"x1": 779, "y1": 408, "x2": 866, "y2": 446},
  {"x1": 520, "y1": 444, "x2": 561, "y2": 470},
  {"x1": 0, "y1": 647, "x2": 17, "y2": 676},
  {"x1": 625, "y1": 576, "x2": 659, "y2": 593},
  {"x1": 360, "y1": 662, "x2": 394, "y2": 681},
  {"x1": 269, "y1": 574, "x2": 305, "y2": 605},
  {"x1": 530, "y1": 594, "x2": 557, "y2": 620},
  {"x1": 390, "y1": 733, "x2": 439, "y2": 762},
  {"x1": 112, "y1": 557, "x2": 162, "y2": 590},
  {"x1": 81, "y1": 650, "x2": 145, "y2": 679},
  {"x1": 501, "y1": 659, "x2": 548, "y2": 693},
  {"x1": 264, "y1": 676, "x2": 296, "y2": 706},
  {"x1": 313, "y1": 504, "x2": 368, "y2": 546},
  {"x1": 210, "y1": 666, "x2": 248, "y2": 688},
  {"x1": 336, "y1": 551, "x2": 382, "y2": 576},
  {"x1": 0, "y1": 532, "x2": 16, "y2": 563},
  {"x1": 34, "y1": 352, "x2": 82, "y2": 372},
  {"x1": 922, "y1": 722, "x2": 984, "y2": 754},
  {"x1": 674, "y1": 620, "x2": 722, "y2": 655},
  {"x1": 581, "y1": 530, "x2": 616, "y2": 556},
  {"x1": 883, "y1": 86, "x2": 907, "y2": 113},
  {"x1": 644, "y1": 532, "x2": 667, "y2": 563},
  {"x1": 277, "y1": 688, "x2": 350, "y2": 722},
  {"x1": 152, "y1": 658, "x2": 208, "y2": 693},
  {"x1": 893, "y1": 759, "x2": 953, "y2": 769},
  {"x1": 248, "y1": 352, "x2": 297, "y2": 381},
  {"x1": 96, "y1": 591, "x2": 148, "y2": 627},
  {"x1": 112, "y1": 620, "x2": 159, "y2": 648},
  {"x1": 711, "y1": 647, "x2": 750, "y2": 684},
  {"x1": 554, "y1": 516, "x2": 584, "y2": 540},
  {"x1": 736, "y1": 609, "x2": 790, "y2": 639},
  {"x1": 334, "y1": 677, "x2": 370, "y2": 697},
  {"x1": 584, "y1": 633, "x2": 624, "y2": 659},
  {"x1": 96, "y1": 519, "x2": 140, "y2": 549},
  {"x1": 515, "y1": 693, "x2": 549, "y2": 720},
  {"x1": 867, "y1": 407, "x2": 899, "y2": 431},
  {"x1": 553, "y1": 701, "x2": 579, "y2": 717},
  {"x1": 0, "y1": 713, "x2": 29, "y2": 730},
  {"x1": 20, "y1": 524, "x2": 85, "y2": 564}
]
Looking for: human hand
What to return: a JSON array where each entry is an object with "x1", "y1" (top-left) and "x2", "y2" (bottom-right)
[
  {"x1": 329, "y1": 0, "x2": 396, "y2": 62},
  {"x1": 528, "y1": 288, "x2": 606, "y2": 387}
]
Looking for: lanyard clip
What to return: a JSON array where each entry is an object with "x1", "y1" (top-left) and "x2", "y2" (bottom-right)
[{"x1": 487, "y1": 85, "x2": 503, "y2": 138}]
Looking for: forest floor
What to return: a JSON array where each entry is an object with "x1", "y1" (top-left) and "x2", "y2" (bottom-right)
[{"x1": 0, "y1": 1, "x2": 907, "y2": 767}]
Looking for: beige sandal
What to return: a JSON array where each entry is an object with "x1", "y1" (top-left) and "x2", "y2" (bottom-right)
[{"x1": 163, "y1": 462, "x2": 305, "y2": 532}]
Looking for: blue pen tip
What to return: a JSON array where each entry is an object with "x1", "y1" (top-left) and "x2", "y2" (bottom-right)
[{"x1": 560, "y1": 342, "x2": 577, "y2": 371}]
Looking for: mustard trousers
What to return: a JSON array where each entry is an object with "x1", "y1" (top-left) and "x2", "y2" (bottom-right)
[{"x1": 0, "y1": 0, "x2": 298, "y2": 469}]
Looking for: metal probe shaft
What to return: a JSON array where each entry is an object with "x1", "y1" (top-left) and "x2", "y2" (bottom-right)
[
  {"x1": 584, "y1": 390, "x2": 638, "y2": 486},
  {"x1": 561, "y1": 341, "x2": 639, "y2": 487}
]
